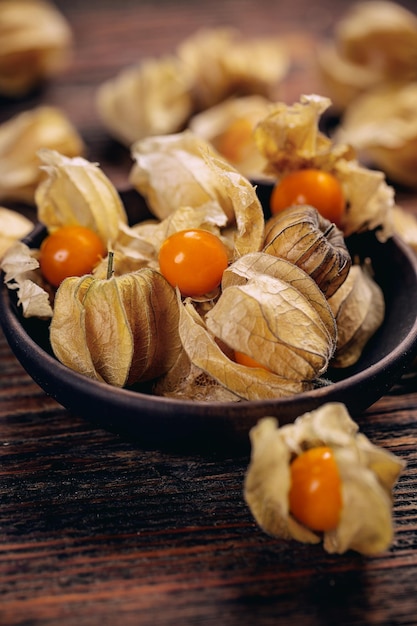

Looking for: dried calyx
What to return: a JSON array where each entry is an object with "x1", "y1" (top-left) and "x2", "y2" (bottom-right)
[
  {"x1": 254, "y1": 94, "x2": 395, "y2": 242},
  {"x1": 0, "y1": 108, "x2": 84, "y2": 204},
  {"x1": 0, "y1": 0, "x2": 73, "y2": 97},
  {"x1": 263, "y1": 205, "x2": 351, "y2": 298},
  {"x1": 50, "y1": 268, "x2": 182, "y2": 387},
  {"x1": 328, "y1": 263, "x2": 385, "y2": 367},
  {"x1": 97, "y1": 27, "x2": 289, "y2": 146},
  {"x1": 167, "y1": 253, "x2": 336, "y2": 401},
  {"x1": 244, "y1": 402, "x2": 405, "y2": 555},
  {"x1": 0, "y1": 208, "x2": 33, "y2": 260},
  {"x1": 317, "y1": 1, "x2": 417, "y2": 111}
]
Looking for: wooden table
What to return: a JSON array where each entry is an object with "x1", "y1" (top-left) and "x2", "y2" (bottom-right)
[{"x1": 2, "y1": 1, "x2": 417, "y2": 624}]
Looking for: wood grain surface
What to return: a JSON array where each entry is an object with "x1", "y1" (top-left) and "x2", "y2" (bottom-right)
[{"x1": 2, "y1": 1, "x2": 417, "y2": 625}]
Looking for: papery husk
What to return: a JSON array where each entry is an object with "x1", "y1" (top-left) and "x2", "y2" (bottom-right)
[
  {"x1": 317, "y1": 1, "x2": 417, "y2": 112},
  {"x1": 0, "y1": 0, "x2": 73, "y2": 96},
  {"x1": 254, "y1": 94, "x2": 395, "y2": 241},
  {"x1": 244, "y1": 403, "x2": 405, "y2": 555},
  {"x1": 93, "y1": 201, "x2": 229, "y2": 279},
  {"x1": 176, "y1": 27, "x2": 289, "y2": 110},
  {"x1": 0, "y1": 107, "x2": 84, "y2": 203},
  {"x1": 131, "y1": 203, "x2": 231, "y2": 258},
  {"x1": 92, "y1": 247, "x2": 156, "y2": 280},
  {"x1": 391, "y1": 206, "x2": 417, "y2": 252},
  {"x1": 92, "y1": 221, "x2": 159, "y2": 278},
  {"x1": 177, "y1": 28, "x2": 237, "y2": 110},
  {"x1": 1, "y1": 240, "x2": 53, "y2": 318},
  {"x1": 221, "y1": 252, "x2": 336, "y2": 341},
  {"x1": 333, "y1": 158, "x2": 394, "y2": 239},
  {"x1": 0, "y1": 208, "x2": 33, "y2": 260},
  {"x1": 328, "y1": 264, "x2": 385, "y2": 368},
  {"x1": 130, "y1": 131, "x2": 226, "y2": 220},
  {"x1": 50, "y1": 268, "x2": 182, "y2": 387},
  {"x1": 96, "y1": 56, "x2": 195, "y2": 146},
  {"x1": 316, "y1": 44, "x2": 384, "y2": 112},
  {"x1": 209, "y1": 155, "x2": 265, "y2": 258},
  {"x1": 206, "y1": 271, "x2": 336, "y2": 384},
  {"x1": 263, "y1": 205, "x2": 351, "y2": 298},
  {"x1": 336, "y1": 1, "x2": 417, "y2": 79},
  {"x1": 97, "y1": 27, "x2": 288, "y2": 146},
  {"x1": 254, "y1": 94, "x2": 354, "y2": 174},
  {"x1": 35, "y1": 149, "x2": 128, "y2": 246},
  {"x1": 188, "y1": 95, "x2": 272, "y2": 179},
  {"x1": 176, "y1": 296, "x2": 311, "y2": 401},
  {"x1": 130, "y1": 130, "x2": 264, "y2": 257},
  {"x1": 154, "y1": 346, "x2": 241, "y2": 402},
  {"x1": 221, "y1": 35, "x2": 289, "y2": 100},
  {"x1": 335, "y1": 83, "x2": 417, "y2": 189}
]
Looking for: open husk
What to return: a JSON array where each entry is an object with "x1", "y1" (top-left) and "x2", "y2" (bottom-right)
[
  {"x1": 317, "y1": 1, "x2": 417, "y2": 112},
  {"x1": 0, "y1": 208, "x2": 33, "y2": 260},
  {"x1": 96, "y1": 56, "x2": 195, "y2": 146},
  {"x1": 0, "y1": 0, "x2": 73, "y2": 96},
  {"x1": 96, "y1": 26, "x2": 288, "y2": 146},
  {"x1": 188, "y1": 95, "x2": 272, "y2": 179},
  {"x1": 130, "y1": 130, "x2": 265, "y2": 258},
  {"x1": 335, "y1": 83, "x2": 417, "y2": 189},
  {"x1": 244, "y1": 403, "x2": 405, "y2": 555},
  {"x1": 254, "y1": 94, "x2": 395, "y2": 241},
  {"x1": 0, "y1": 107, "x2": 84, "y2": 204},
  {"x1": 35, "y1": 149, "x2": 128, "y2": 246},
  {"x1": 1, "y1": 240, "x2": 53, "y2": 318},
  {"x1": 177, "y1": 27, "x2": 289, "y2": 110}
]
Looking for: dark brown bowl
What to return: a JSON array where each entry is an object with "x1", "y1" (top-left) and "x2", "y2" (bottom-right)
[{"x1": 2, "y1": 189, "x2": 417, "y2": 454}]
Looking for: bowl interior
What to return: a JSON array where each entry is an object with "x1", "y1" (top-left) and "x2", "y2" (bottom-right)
[{"x1": 2, "y1": 189, "x2": 417, "y2": 453}]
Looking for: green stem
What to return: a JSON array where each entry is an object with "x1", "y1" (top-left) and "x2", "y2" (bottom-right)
[{"x1": 107, "y1": 250, "x2": 114, "y2": 279}]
